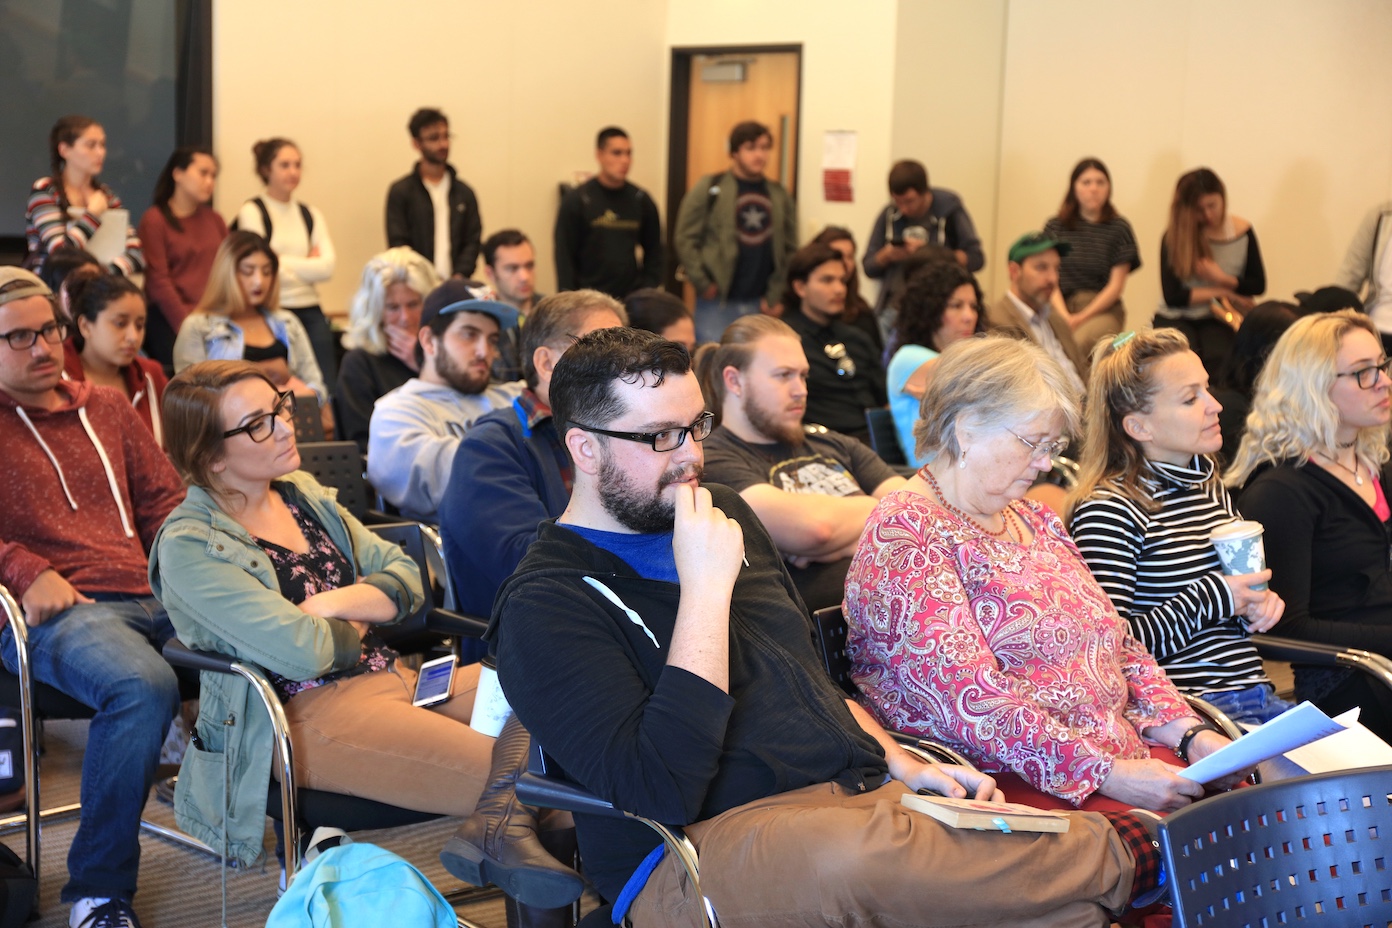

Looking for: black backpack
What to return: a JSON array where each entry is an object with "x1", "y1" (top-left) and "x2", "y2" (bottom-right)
[
  {"x1": 0, "y1": 844, "x2": 35, "y2": 928},
  {"x1": 230, "y1": 196, "x2": 314, "y2": 243}
]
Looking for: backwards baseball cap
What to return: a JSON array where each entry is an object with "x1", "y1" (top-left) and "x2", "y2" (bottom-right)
[
  {"x1": 0, "y1": 267, "x2": 54, "y2": 308},
  {"x1": 1007, "y1": 232, "x2": 1072, "y2": 264},
  {"x1": 420, "y1": 279, "x2": 519, "y2": 330}
]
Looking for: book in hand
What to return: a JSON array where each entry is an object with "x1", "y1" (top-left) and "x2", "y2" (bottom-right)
[{"x1": 900, "y1": 792, "x2": 1071, "y2": 834}]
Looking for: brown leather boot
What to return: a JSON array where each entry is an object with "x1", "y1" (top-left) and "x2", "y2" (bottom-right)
[{"x1": 440, "y1": 716, "x2": 585, "y2": 908}]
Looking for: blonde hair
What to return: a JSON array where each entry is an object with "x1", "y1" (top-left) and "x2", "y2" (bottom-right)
[
  {"x1": 1068, "y1": 328, "x2": 1196, "y2": 519},
  {"x1": 691, "y1": 314, "x2": 798, "y2": 427},
  {"x1": 914, "y1": 335, "x2": 1080, "y2": 463},
  {"x1": 1224, "y1": 309, "x2": 1390, "y2": 488},
  {"x1": 342, "y1": 247, "x2": 441, "y2": 354},
  {"x1": 194, "y1": 231, "x2": 280, "y2": 317}
]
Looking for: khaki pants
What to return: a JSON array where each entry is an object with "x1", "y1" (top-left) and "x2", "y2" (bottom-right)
[
  {"x1": 277, "y1": 661, "x2": 493, "y2": 817},
  {"x1": 628, "y1": 780, "x2": 1136, "y2": 928},
  {"x1": 1068, "y1": 291, "x2": 1127, "y2": 359}
]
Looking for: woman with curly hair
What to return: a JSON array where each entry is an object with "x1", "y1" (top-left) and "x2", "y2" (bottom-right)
[{"x1": 885, "y1": 261, "x2": 985, "y2": 465}]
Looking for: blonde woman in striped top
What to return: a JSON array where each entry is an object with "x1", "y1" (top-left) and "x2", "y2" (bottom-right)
[{"x1": 1068, "y1": 328, "x2": 1290, "y2": 726}]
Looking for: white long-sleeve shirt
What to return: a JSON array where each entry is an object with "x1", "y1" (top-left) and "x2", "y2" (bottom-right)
[{"x1": 234, "y1": 195, "x2": 335, "y2": 309}]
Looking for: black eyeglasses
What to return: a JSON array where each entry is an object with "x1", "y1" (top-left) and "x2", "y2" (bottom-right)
[
  {"x1": 0, "y1": 321, "x2": 67, "y2": 351},
  {"x1": 1336, "y1": 357, "x2": 1392, "y2": 390},
  {"x1": 574, "y1": 411, "x2": 715, "y2": 452},
  {"x1": 223, "y1": 391, "x2": 295, "y2": 442},
  {"x1": 824, "y1": 343, "x2": 857, "y2": 378}
]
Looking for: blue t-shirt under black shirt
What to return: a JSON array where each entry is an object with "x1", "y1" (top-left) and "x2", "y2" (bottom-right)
[{"x1": 562, "y1": 524, "x2": 679, "y2": 583}]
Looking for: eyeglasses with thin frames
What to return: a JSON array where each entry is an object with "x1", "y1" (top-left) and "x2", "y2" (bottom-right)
[
  {"x1": 222, "y1": 391, "x2": 296, "y2": 443},
  {"x1": 1335, "y1": 357, "x2": 1392, "y2": 390},
  {"x1": 1006, "y1": 428, "x2": 1069, "y2": 460},
  {"x1": 573, "y1": 411, "x2": 715, "y2": 452},
  {"x1": 0, "y1": 321, "x2": 68, "y2": 351}
]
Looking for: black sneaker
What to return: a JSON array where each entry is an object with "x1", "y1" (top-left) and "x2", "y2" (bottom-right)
[{"x1": 72, "y1": 898, "x2": 142, "y2": 928}]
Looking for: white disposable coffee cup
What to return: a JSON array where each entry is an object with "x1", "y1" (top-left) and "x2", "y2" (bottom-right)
[
  {"x1": 469, "y1": 657, "x2": 513, "y2": 738},
  {"x1": 1210, "y1": 520, "x2": 1268, "y2": 592}
]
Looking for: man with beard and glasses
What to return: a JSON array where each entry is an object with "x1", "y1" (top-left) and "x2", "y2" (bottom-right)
[
  {"x1": 386, "y1": 108, "x2": 483, "y2": 280},
  {"x1": 693, "y1": 315, "x2": 904, "y2": 610},
  {"x1": 780, "y1": 242, "x2": 886, "y2": 445},
  {"x1": 487, "y1": 325, "x2": 1174, "y2": 928},
  {"x1": 368, "y1": 280, "x2": 521, "y2": 522}
]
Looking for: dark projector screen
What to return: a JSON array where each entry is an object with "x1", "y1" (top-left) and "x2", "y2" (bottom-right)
[{"x1": 0, "y1": 0, "x2": 177, "y2": 241}]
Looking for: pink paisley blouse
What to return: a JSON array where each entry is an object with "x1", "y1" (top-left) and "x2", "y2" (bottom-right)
[{"x1": 844, "y1": 490, "x2": 1191, "y2": 806}]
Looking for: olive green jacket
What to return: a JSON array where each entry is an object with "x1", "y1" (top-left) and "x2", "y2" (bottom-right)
[
  {"x1": 148, "y1": 471, "x2": 423, "y2": 865},
  {"x1": 673, "y1": 169, "x2": 798, "y2": 304}
]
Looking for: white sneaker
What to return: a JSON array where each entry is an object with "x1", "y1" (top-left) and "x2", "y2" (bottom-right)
[{"x1": 70, "y1": 897, "x2": 142, "y2": 928}]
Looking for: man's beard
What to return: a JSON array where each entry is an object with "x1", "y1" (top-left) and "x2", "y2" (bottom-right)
[
  {"x1": 436, "y1": 346, "x2": 490, "y2": 395},
  {"x1": 744, "y1": 391, "x2": 805, "y2": 446},
  {"x1": 597, "y1": 455, "x2": 704, "y2": 533}
]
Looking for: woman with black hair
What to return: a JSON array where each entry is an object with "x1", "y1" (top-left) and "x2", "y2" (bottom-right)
[
  {"x1": 61, "y1": 272, "x2": 168, "y2": 444},
  {"x1": 886, "y1": 261, "x2": 986, "y2": 465},
  {"x1": 138, "y1": 146, "x2": 227, "y2": 368}
]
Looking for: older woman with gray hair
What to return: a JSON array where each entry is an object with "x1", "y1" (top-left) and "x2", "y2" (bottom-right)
[
  {"x1": 335, "y1": 246, "x2": 441, "y2": 451},
  {"x1": 844, "y1": 335, "x2": 1233, "y2": 813}
]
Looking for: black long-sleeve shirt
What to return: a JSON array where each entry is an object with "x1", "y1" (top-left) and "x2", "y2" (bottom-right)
[
  {"x1": 490, "y1": 484, "x2": 886, "y2": 902},
  {"x1": 1236, "y1": 458, "x2": 1392, "y2": 701},
  {"x1": 553, "y1": 178, "x2": 662, "y2": 297}
]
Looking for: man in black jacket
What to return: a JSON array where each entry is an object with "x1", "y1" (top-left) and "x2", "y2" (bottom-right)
[
  {"x1": 489, "y1": 327, "x2": 1168, "y2": 927},
  {"x1": 385, "y1": 108, "x2": 483, "y2": 279}
]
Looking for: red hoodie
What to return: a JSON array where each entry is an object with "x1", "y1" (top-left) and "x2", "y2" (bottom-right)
[
  {"x1": 0, "y1": 380, "x2": 185, "y2": 599},
  {"x1": 61, "y1": 341, "x2": 168, "y2": 447}
]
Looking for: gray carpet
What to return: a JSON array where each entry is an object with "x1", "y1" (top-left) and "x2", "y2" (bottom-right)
[{"x1": 1, "y1": 719, "x2": 594, "y2": 928}]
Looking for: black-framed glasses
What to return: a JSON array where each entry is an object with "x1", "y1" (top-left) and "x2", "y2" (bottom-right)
[
  {"x1": 1336, "y1": 357, "x2": 1392, "y2": 390},
  {"x1": 574, "y1": 411, "x2": 715, "y2": 452},
  {"x1": 0, "y1": 321, "x2": 67, "y2": 351},
  {"x1": 824, "y1": 342, "x2": 857, "y2": 378},
  {"x1": 223, "y1": 391, "x2": 295, "y2": 443},
  {"x1": 1006, "y1": 428, "x2": 1070, "y2": 459}
]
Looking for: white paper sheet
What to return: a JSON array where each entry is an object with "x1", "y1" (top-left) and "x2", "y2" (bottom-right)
[
  {"x1": 1283, "y1": 708, "x2": 1392, "y2": 773},
  {"x1": 85, "y1": 208, "x2": 128, "y2": 266},
  {"x1": 1178, "y1": 701, "x2": 1347, "y2": 783}
]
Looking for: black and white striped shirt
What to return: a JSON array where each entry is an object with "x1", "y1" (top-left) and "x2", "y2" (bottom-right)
[{"x1": 1071, "y1": 455, "x2": 1271, "y2": 695}]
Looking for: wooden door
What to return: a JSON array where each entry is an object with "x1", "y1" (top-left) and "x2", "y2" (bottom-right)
[{"x1": 665, "y1": 47, "x2": 802, "y2": 297}]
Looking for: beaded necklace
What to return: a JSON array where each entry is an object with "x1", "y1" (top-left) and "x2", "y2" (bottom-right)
[{"x1": 919, "y1": 465, "x2": 1019, "y2": 542}]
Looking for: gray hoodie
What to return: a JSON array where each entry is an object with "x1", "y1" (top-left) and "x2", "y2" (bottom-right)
[{"x1": 366, "y1": 377, "x2": 523, "y2": 522}]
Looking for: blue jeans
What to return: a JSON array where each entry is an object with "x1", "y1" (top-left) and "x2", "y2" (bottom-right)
[
  {"x1": 1200, "y1": 683, "x2": 1294, "y2": 727},
  {"x1": 0, "y1": 596, "x2": 179, "y2": 902},
  {"x1": 694, "y1": 297, "x2": 762, "y2": 346}
]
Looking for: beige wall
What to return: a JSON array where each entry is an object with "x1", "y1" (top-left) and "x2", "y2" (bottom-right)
[
  {"x1": 992, "y1": 0, "x2": 1392, "y2": 326},
  {"x1": 664, "y1": 0, "x2": 901, "y2": 260},
  {"x1": 212, "y1": 0, "x2": 667, "y2": 316},
  {"x1": 212, "y1": 0, "x2": 1392, "y2": 329},
  {"x1": 890, "y1": 1, "x2": 1007, "y2": 301}
]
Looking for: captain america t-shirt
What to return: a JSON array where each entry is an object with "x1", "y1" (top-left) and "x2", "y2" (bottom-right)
[{"x1": 727, "y1": 178, "x2": 774, "y2": 300}]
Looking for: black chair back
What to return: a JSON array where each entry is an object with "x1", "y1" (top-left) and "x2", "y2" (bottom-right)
[
  {"x1": 1159, "y1": 765, "x2": 1392, "y2": 927},
  {"x1": 297, "y1": 441, "x2": 370, "y2": 519},
  {"x1": 864, "y1": 408, "x2": 907, "y2": 466},
  {"x1": 366, "y1": 522, "x2": 441, "y2": 654},
  {"x1": 810, "y1": 606, "x2": 857, "y2": 697},
  {"x1": 293, "y1": 394, "x2": 327, "y2": 443}
]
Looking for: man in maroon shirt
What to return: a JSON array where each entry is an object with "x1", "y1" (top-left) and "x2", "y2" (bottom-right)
[{"x1": 0, "y1": 267, "x2": 185, "y2": 928}]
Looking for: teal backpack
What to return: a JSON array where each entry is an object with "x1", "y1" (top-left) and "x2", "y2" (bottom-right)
[{"x1": 266, "y1": 830, "x2": 455, "y2": 928}]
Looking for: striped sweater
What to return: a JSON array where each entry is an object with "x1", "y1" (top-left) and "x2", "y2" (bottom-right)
[
  {"x1": 25, "y1": 176, "x2": 144, "y2": 276},
  {"x1": 1071, "y1": 455, "x2": 1272, "y2": 695}
]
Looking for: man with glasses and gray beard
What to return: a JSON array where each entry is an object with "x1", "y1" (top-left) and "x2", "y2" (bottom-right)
[
  {"x1": 694, "y1": 314, "x2": 904, "y2": 611},
  {"x1": 779, "y1": 243, "x2": 886, "y2": 445}
]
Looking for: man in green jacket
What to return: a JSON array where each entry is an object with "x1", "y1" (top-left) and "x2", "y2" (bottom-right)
[{"x1": 674, "y1": 120, "x2": 798, "y2": 345}]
